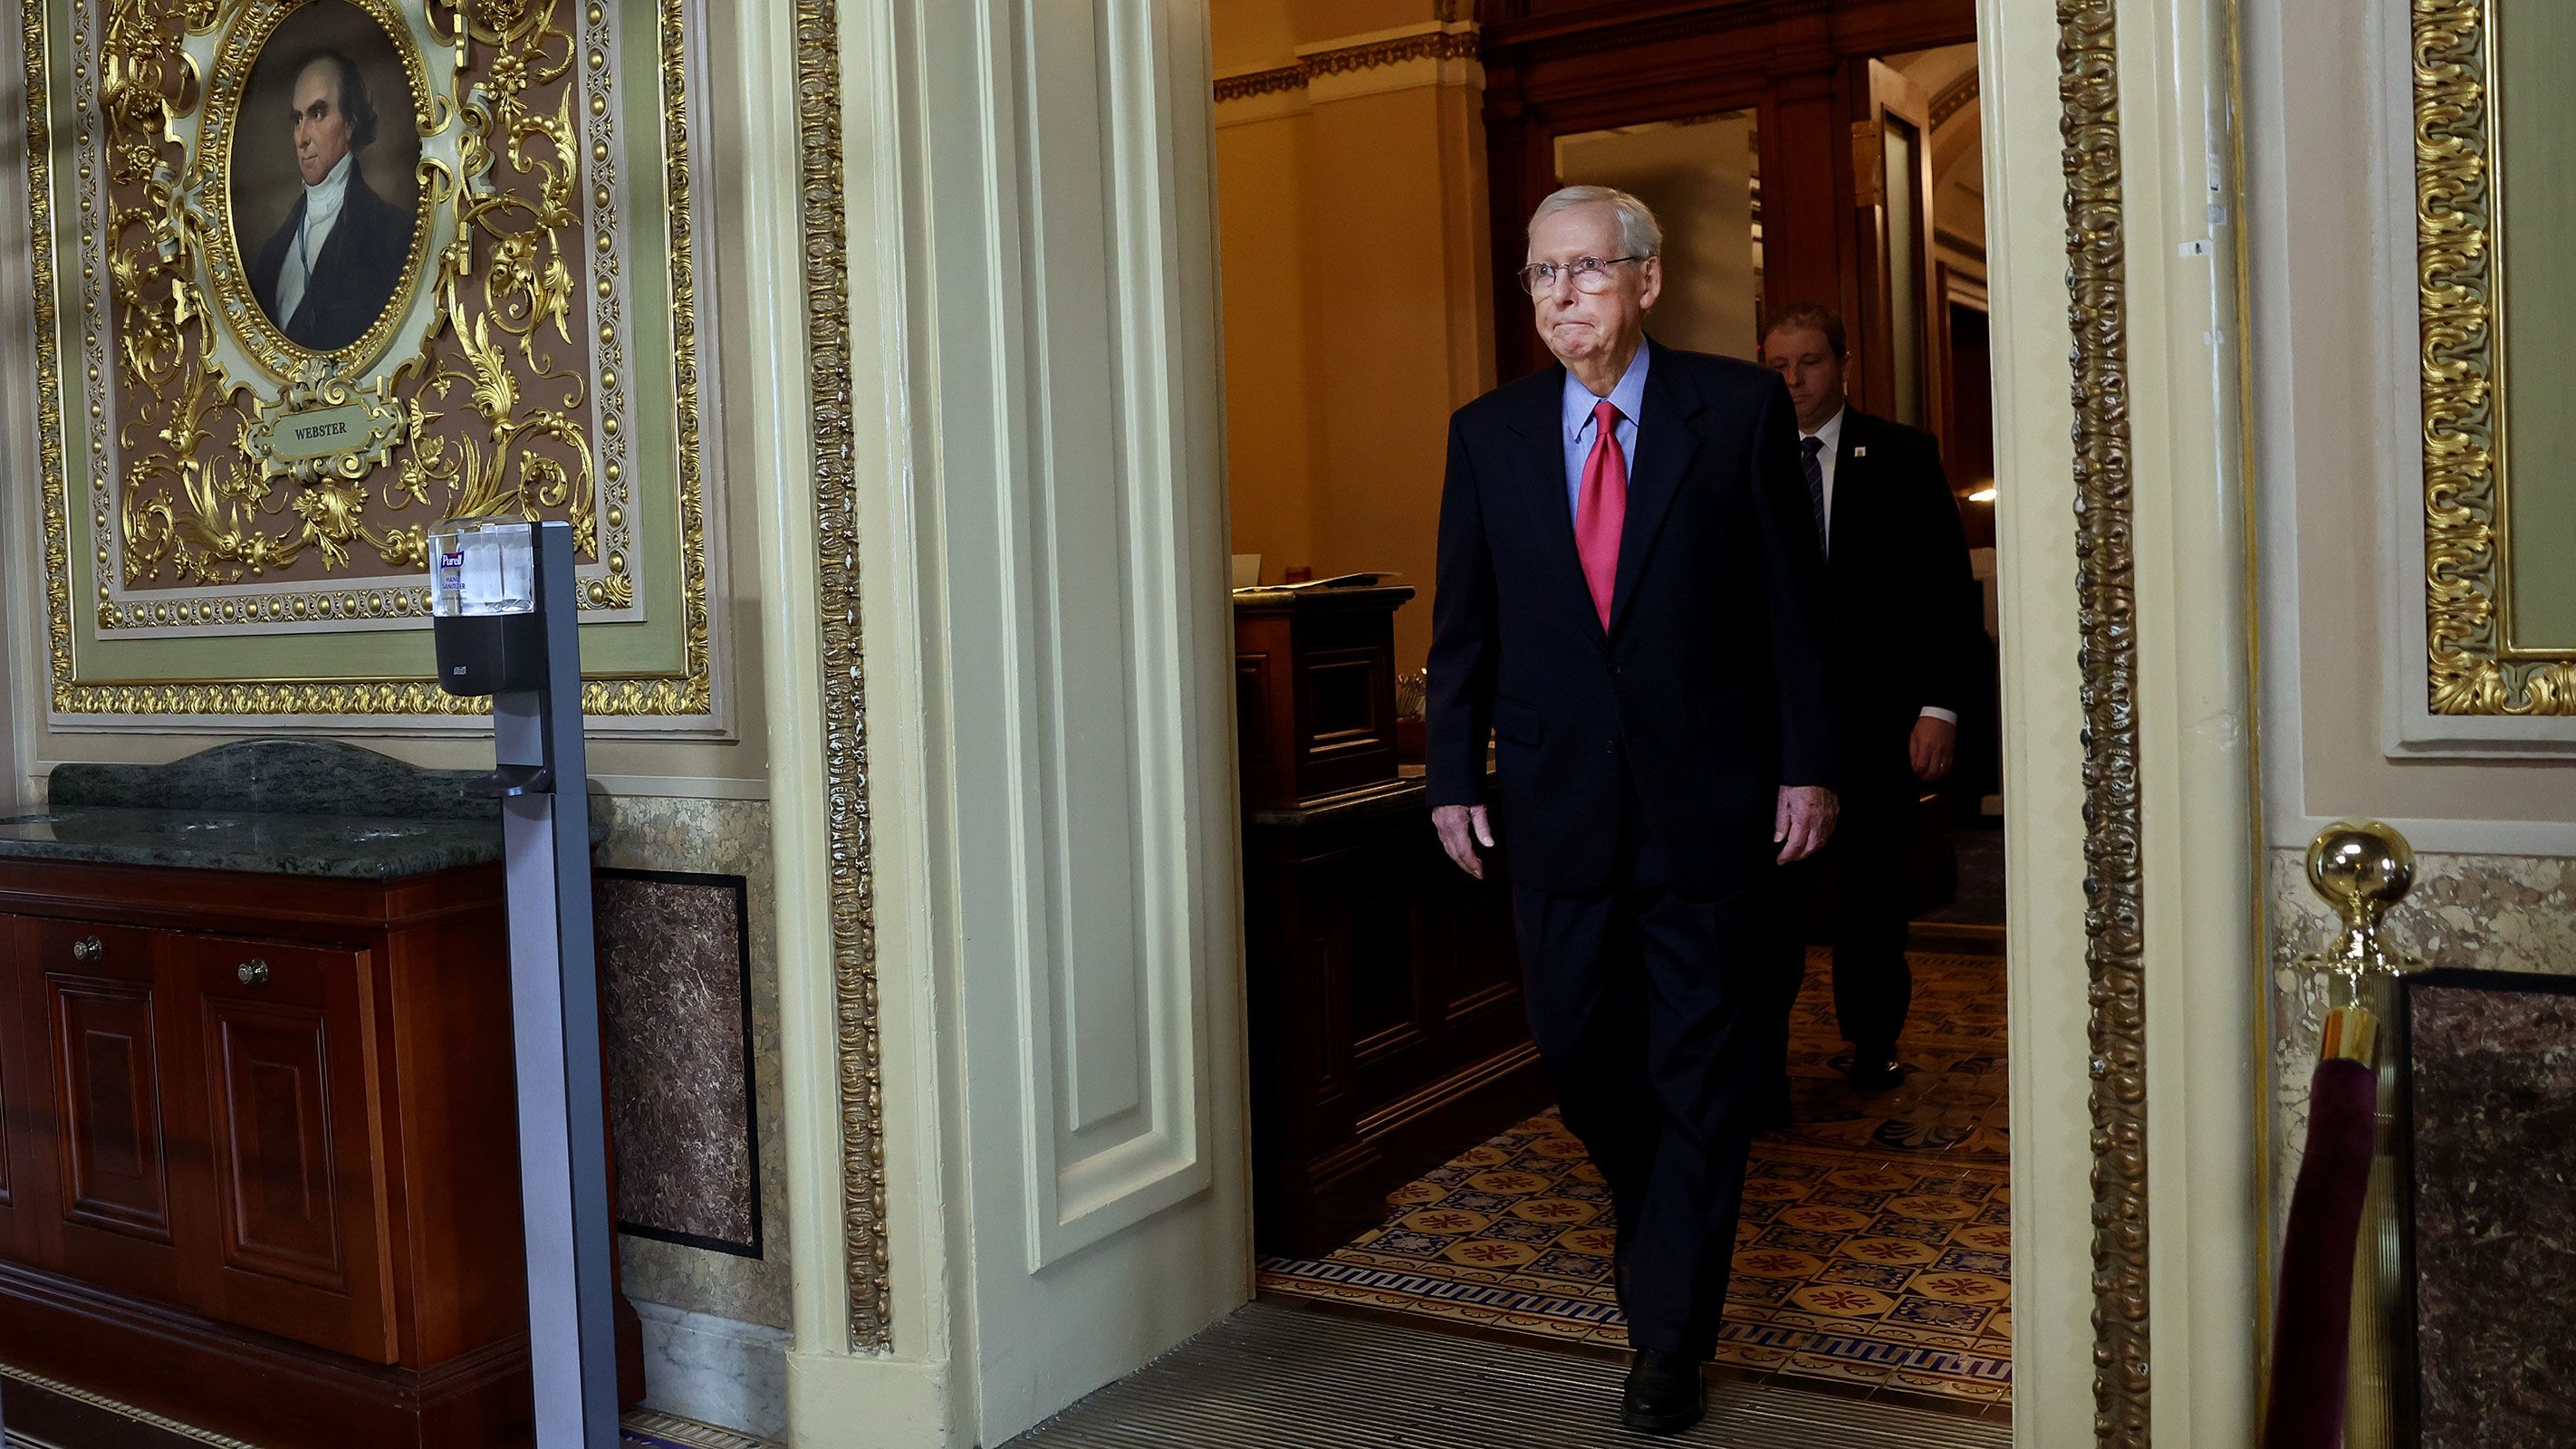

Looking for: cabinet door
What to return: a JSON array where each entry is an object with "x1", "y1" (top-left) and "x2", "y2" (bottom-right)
[
  {"x1": 173, "y1": 934, "x2": 396, "y2": 1363},
  {"x1": 0, "y1": 916, "x2": 45, "y2": 1263},
  {"x1": 29, "y1": 917, "x2": 192, "y2": 1303}
]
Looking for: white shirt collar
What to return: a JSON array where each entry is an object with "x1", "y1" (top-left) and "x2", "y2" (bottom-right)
[
  {"x1": 1802, "y1": 404, "x2": 1848, "y2": 451},
  {"x1": 303, "y1": 152, "x2": 355, "y2": 230}
]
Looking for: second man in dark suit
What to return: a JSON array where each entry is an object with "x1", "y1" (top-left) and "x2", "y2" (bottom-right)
[{"x1": 1760, "y1": 304, "x2": 1981, "y2": 1092}]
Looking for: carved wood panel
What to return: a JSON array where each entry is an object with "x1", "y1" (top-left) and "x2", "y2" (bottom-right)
[
  {"x1": 34, "y1": 916, "x2": 189, "y2": 1306},
  {"x1": 178, "y1": 935, "x2": 392, "y2": 1364},
  {"x1": 51, "y1": 984, "x2": 173, "y2": 1243}
]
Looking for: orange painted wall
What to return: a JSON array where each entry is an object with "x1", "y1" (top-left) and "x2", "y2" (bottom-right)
[{"x1": 1212, "y1": 4, "x2": 1492, "y2": 676}]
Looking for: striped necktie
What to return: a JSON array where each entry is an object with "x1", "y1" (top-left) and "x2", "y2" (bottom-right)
[{"x1": 1800, "y1": 434, "x2": 1829, "y2": 556}]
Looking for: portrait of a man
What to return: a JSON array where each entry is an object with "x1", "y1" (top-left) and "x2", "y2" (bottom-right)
[{"x1": 231, "y1": 5, "x2": 423, "y2": 357}]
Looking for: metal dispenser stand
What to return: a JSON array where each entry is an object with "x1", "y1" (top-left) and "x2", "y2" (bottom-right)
[{"x1": 428, "y1": 519, "x2": 619, "y2": 1448}]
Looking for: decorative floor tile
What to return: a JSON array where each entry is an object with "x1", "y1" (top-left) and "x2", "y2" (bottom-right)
[{"x1": 1260, "y1": 948, "x2": 2014, "y2": 1407}]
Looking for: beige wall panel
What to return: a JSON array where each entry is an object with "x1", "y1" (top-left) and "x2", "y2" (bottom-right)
[
  {"x1": 1295, "y1": 0, "x2": 1443, "y2": 46},
  {"x1": 1305, "y1": 82, "x2": 1477, "y2": 671},
  {"x1": 1212, "y1": 0, "x2": 1299, "y2": 72},
  {"x1": 1216, "y1": 111, "x2": 1322, "y2": 583}
]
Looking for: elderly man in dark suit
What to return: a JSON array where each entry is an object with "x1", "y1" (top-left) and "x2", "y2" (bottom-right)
[
  {"x1": 1761, "y1": 303, "x2": 1980, "y2": 1093},
  {"x1": 250, "y1": 51, "x2": 412, "y2": 353},
  {"x1": 1427, "y1": 185, "x2": 1836, "y2": 1435}
]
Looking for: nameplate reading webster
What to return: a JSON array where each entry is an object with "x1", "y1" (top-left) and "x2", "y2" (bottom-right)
[{"x1": 264, "y1": 401, "x2": 378, "y2": 462}]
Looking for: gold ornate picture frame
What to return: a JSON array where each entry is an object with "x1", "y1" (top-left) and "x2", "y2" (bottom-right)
[
  {"x1": 22, "y1": 0, "x2": 712, "y2": 717},
  {"x1": 2417, "y1": 0, "x2": 2576, "y2": 715}
]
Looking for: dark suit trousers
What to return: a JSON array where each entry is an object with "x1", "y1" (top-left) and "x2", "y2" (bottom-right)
[
  {"x1": 1510, "y1": 805, "x2": 1782, "y2": 1360},
  {"x1": 1815, "y1": 772, "x2": 1918, "y2": 1053}
]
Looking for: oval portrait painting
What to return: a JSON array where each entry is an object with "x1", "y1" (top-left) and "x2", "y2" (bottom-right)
[{"x1": 227, "y1": 1, "x2": 424, "y2": 356}]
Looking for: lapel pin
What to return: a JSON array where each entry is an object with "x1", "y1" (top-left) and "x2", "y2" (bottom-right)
[{"x1": 1853, "y1": 446, "x2": 1869, "y2": 457}]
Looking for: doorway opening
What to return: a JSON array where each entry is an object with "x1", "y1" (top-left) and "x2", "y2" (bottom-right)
[{"x1": 1213, "y1": 6, "x2": 2011, "y2": 1427}]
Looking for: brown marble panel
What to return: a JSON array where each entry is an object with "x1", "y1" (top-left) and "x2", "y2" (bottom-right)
[
  {"x1": 599, "y1": 868, "x2": 760, "y2": 1257},
  {"x1": 2406, "y1": 969, "x2": 2576, "y2": 1448}
]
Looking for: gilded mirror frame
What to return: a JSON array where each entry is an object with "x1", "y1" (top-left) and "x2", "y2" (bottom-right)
[{"x1": 2417, "y1": 0, "x2": 2576, "y2": 715}]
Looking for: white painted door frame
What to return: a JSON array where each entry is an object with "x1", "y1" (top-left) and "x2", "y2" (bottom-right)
[{"x1": 755, "y1": 0, "x2": 2271, "y2": 1445}]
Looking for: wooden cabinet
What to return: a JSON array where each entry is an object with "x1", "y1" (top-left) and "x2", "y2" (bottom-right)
[
  {"x1": 173, "y1": 931, "x2": 394, "y2": 1362},
  {"x1": 0, "y1": 856, "x2": 627, "y2": 1449},
  {"x1": 25, "y1": 916, "x2": 187, "y2": 1306},
  {"x1": 1243, "y1": 781, "x2": 1551, "y2": 1256},
  {"x1": 1234, "y1": 584, "x2": 1414, "y2": 811}
]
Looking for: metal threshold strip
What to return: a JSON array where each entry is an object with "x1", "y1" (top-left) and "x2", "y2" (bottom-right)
[{"x1": 1004, "y1": 1300, "x2": 2011, "y2": 1448}]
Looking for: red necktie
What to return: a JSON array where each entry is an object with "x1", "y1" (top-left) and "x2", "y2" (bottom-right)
[{"x1": 1574, "y1": 398, "x2": 1627, "y2": 628}]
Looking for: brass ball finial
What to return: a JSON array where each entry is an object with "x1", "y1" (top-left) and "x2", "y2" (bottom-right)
[{"x1": 2305, "y1": 819, "x2": 2416, "y2": 926}]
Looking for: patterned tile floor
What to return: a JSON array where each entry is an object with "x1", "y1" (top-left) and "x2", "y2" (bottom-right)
[{"x1": 1260, "y1": 947, "x2": 2013, "y2": 1407}]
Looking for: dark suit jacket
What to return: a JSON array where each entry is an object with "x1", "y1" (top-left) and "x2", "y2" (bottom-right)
[
  {"x1": 1817, "y1": 408, "x2": 1980, "y2": 798},
  {"x1": 1427, "y1": 341, "x2": 1834, "y2": 896},
  {"x1": 251, "y1": 167, "x2": 412, "y2": 353}
]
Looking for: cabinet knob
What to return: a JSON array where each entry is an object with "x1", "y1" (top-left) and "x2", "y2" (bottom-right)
[
  {"x1": 71, "y1": 936, "x2": 101, "y2": 963},
  {"x1": 236, "y1": 958, "x2": 270, "y2": 987}
]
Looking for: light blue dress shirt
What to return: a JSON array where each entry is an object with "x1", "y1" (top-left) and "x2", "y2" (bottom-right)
[{"x1": 1561, "y1": 344, "x2": 1649, "y2": 518}]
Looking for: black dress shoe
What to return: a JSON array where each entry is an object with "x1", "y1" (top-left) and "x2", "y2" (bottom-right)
[
  {"x1": 1846, "y1": 1044, "x2": 1905, "y2": 1093},
  {"x1": 1620, "y1": 1349, "x2": 1706, "y2": 1435}
]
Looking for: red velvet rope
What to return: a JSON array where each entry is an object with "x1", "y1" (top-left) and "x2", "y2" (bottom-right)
[{"x1": 2260, "y1": 1056, "x2": 2380, "y2": 1449}]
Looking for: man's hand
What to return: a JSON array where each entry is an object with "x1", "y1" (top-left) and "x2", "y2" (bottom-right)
[
  {"x1": 1909, "y1": 715, "x2": 1958, "y2": 782},
  {"x1": 1433, "y1": 803, "x2": 1495, "y2": 879},
  {"x1": 1774, "y1": 785, "x2": 1838, "y2": 864}
]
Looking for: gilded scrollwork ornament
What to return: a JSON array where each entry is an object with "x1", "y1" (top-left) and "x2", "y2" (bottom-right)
[
  {"x1": 2415, "y1": 0, "x2": 2576, "y2": 715},
  {"x1": 29, "y1": 0, "x2": 708, "y2": 715}
]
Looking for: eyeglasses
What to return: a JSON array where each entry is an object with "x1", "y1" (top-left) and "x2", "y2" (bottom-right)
[{"x1": 1517, "y1": 254, "x2": 1647, "y2": 296}]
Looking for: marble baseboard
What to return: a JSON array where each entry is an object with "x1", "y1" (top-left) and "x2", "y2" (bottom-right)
[
  {"x1": 635, "y1": 1300, "x2": 792, "y2": 1444},
  {"x1": 2266, "y1": 847, "x2": 2576, "y2": 1243}
]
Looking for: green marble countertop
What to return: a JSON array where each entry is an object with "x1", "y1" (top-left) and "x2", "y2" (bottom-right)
[
  {"x1": 0, "y1": 806, "x2": 536, "y2": 880},
  {"x1": 5, "y1": 737, "x2": 610, "y2": 880}
]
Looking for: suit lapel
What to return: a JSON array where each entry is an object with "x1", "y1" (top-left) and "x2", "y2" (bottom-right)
[
  {"x1": 1506, "y1": 367, "x2": 1604, "y2": 640},
  {"x1": 1606, "y1": 343, "x2": 1700, "y2": 637},
  {"x1": 1830, "y1": 410, "x2": 1864, "y2": 561}
]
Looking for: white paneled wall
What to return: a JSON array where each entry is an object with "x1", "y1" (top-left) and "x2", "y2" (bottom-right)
[{"x1": 888, "y1": 0, "x2": 1246, "y2": 1438}]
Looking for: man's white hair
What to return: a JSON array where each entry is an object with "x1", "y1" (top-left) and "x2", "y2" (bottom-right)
[{"x1": 1526, "y1": 185, "x2": 1662, "y2": 258}]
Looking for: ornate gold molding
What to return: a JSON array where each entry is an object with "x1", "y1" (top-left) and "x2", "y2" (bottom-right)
[
  {"x1": 792, "y1": 0, "x2": 890, "y2": 1352},
  {"x1": 1211, "y1": 26, "x2": 1478, "y2": 105},
  {"x1": 2417, "y1": 0, "x2": 2576, "y2": 714},
  {"x1": 2060, "y1": 0, "x2": 2151, "y2": 1444},
  {"x1": 21, "y1": 0, "x2": 73, "y2": 713},
  {"x1": 23, "y1": 0, "x2": 711, "y2": 716}
]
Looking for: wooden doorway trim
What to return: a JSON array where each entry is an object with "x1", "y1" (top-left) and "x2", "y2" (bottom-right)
[{"x1": 1477, "y1": 0, "x2": 1975, "y2": 381}]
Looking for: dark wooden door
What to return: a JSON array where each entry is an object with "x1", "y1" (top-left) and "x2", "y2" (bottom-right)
[
  {"x1": 27, "y1": 916, "x2": 193, "y2": 1305},
  {"x1": 1479, "y1": 0, "x2": 1977, "y2": 385},
  {"x1": 0, "y1": 917, "x2": 46, "y2": 1264},
  {"x1": 1849, "y1": 57, "x2": 1939, "y2": 427},
  {"x1": 170, "y1": 933, "x2": 396, "y2": 1363}
]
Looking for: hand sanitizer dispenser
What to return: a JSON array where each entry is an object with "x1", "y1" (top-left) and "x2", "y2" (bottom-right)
[{"x1": 428, "y1": 519, "x2": 620, "y2": 1448}]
